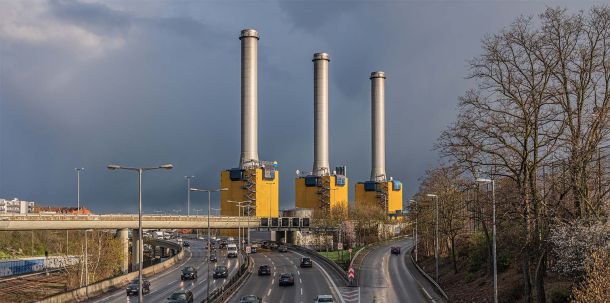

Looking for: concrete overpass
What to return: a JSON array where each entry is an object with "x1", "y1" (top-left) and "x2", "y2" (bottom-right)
[{"x1": 0, "y1": 214, "x2": 260, "y2": 231}]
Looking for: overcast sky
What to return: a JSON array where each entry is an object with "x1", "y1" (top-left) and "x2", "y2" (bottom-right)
[{"x1": 0, "y1": 0, "x2": 603, "y2": 214}]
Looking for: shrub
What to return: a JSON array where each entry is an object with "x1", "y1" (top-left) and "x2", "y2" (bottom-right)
[{"x1": 549, "y1": 287, "x2": 570, "y2": 303}]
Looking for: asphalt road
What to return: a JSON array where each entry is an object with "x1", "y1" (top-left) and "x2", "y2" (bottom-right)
[
  {"x1": 358, "y1": 238, "x2": 442, "y2": 303},
  {"x1": 232, "y1": 249, "x2": 335, "y2": 303},
  {"x1": 87, "y1": 240, "x2": 243, "y2": 303}
]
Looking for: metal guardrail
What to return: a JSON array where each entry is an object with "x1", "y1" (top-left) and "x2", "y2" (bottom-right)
[
  {"x1": 0, "y1": 214, "x2": 257, "y2": 221},
  {"x1": 410, "y1": 246, "x2": 448, "y2": 302},
  {"x1": 201, "y1": 251, "x2": 251, "y2": 303}
]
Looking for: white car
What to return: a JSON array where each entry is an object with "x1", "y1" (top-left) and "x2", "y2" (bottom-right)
[
  {"x1": 227, "y1": 237, "x2": 235, "y2": 242},
  {"x1": 176, "y1": 238, "x2": 183, "y2": 243},
  {"x1": 314, "y1": 295, "x2": 334, "y2": 303}
]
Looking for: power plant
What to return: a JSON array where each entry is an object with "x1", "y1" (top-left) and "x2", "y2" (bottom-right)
[
  {"x1": 220, "y1": 29, "x2": 279, "y2": 219},
  {"x1": 219, "y1": 29, "x2": 402, "y2": 219},
  {"x1": 295, "y1": 53, "x2": 349, "y2": 217},
  {"x1": 355, "y1": 72, "x2": 403, "y2": 214}
]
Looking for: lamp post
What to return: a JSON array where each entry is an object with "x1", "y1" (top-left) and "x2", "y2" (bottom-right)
[
  {"x1": 426, "y1": 193, "x2": 439, "y2": 282},
  {"x1": 185, "y1": 176, "x2": 195, "y2": 216},
  {"x1": 108, "y1": 163, "x2": 173, "y2": 302},
  {"x1": 228, "y1": 200, "x2": 252, "y2": 250},
  {"x1": 75, "y1": 168, "x2": 84, "y2": 214},
  {"x1": 190, "y1": 187, "x2": 228, "y2": 302},
  {"x1": 409, "y1": 199, "x2": 418, "y2": 262},
  {"x1": 476, "y1": 177, "x2": 497, "y2": 303}
]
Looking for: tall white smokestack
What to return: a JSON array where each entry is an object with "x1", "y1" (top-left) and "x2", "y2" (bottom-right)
[
  {"x1": 239, "y1": 29, "x2": 259, "y2": 168},
  {"x1": 313, "y1": 52, "x2": 330, "y2": 176},
  {"x1": 370, "y1": 71, "x2": 386, "y2": 182}
]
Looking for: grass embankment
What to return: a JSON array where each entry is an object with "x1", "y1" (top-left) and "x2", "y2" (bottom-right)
[{"x1": 318, "y1": 246, "x2": 364, "y2": 269}]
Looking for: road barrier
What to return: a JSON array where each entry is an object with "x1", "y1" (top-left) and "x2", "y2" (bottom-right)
[
  {"x1": 38, "y1": 240, "x2": 184, "y2": 303},
  {"x1": 201, "y1": 251, "x2": 252, "y2": 303},
  {"x1": 409, "y1": 246, "x2": 449, "y2": 302}
]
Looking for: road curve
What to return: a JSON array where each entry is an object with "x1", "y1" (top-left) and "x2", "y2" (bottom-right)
[
  {"x1": 232, "y1": 249, "x2": 334, "y2": 303},
  {"x1": 358, "y1": 238, "x2": 443, "y2": 303},
  {"x1": 86, "y1": 240, "x2": 243, "y2": 303}
]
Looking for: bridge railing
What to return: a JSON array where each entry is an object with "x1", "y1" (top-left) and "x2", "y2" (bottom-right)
[{"x1": 0, "y1": 214, "x2": 259, "y2": 221}]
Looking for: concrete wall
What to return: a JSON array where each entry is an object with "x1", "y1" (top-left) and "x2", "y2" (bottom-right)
[{"x1": 38, "y1": 242, "x2": 184, "y2": 303}]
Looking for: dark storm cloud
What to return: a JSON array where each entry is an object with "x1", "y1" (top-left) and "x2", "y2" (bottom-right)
[{"x1": 0, "y1": 0, "x2": 603, "y2": 213}]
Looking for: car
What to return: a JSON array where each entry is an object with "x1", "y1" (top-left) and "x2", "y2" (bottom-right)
[
  {"x1": 177, "y1": 237, "x2": 183, "y2": 243},
  {"x1": 279, "y1": 273, "x2": 295, "y2": 286},
  {"x1": 209, "y1": 254, "x2": 217, "y2": 262},
  {"x1": 300, "y1": 257, "x2": 312, "y2": 268},
  {"x1": 126, "y1": 278, "x2": 150, "y2": 296},
  {"x1": 251, "y1": 246, "x2": 257, "y2": 253},
  {"x1": 258, "y1": 264, "x2": 271, "y2": 276},
  {"x1": 182, "y1": 241, "x2": 190, "y2": 247},
  {"x1": 213, "y1": 265, "x2": 228, "y2": 279},
  {"x1": 239, "y1": 295, "x2": 262, "y2": 303},
  {"x1": 314, "y1": 295, "x2": 335, "y2": 302},
  {"x1": 391, "y1": 247, "x2": 401, "y2": 255},
  {"x1": 227, "y1": 237, "x2": 235, "y2": 242},
  {"x1": 167, "y1": 289, "x2": 194, "y2": 303},
  {"x1": 180, "y1": 266, "x2": 197, "y2": 280},
  {"x1": 269, "y1": 242, "x2": 278, "y2": 249},
  {"x1": 278, "y1": 245, "x2": 288, "y2": 253},
  {"x1": 220, "y1": 240, "x2": 228, "y2": 248}
]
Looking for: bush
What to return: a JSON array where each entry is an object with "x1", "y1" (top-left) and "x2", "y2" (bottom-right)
[
  {"x1": 549, "y1": 287, "x2": 570, "y2": 303},
  {"x1": 466, "y1": 232, "x2": 489, "y2": 273}
]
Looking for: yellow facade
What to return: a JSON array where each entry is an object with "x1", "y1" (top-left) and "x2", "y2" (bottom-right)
[
  {"x1": 295, "y1": 175, "x2": 348, "y2": 217},
  {"x1": 355, "y1": 180, "x2": 403, "y2": 214},
  {"x1": 220, "y1": 168, "x2": 279, "y2": 218}
]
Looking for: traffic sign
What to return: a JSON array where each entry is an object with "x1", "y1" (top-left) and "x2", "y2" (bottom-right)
[
  {"x1": 348, "y1": 267, "x2": 355, "y2": 279},
  {"x1": 246, "y1": 246, "x2": 251, "y2": 254},
  {"x1": 337, "y1": 243, "x2": 343, "y2": 250},
  {"x1": 348, "y1": 248, "x2": 352, "y2": 253}
]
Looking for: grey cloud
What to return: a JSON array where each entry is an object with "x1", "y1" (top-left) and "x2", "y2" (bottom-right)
[{"x1": 48, "y1": 0, "x2": 131, "y2": 37}]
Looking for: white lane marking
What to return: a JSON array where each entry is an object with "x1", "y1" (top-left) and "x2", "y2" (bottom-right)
[
  {"x1": 299, "y1": 278, "x2": 302, "y2": 283},
  {"x1": 290, "y1": 250, "x2": 345, "y2": 303},
  {"x1": 301, "y1": 288, "x2": 303, "y2": 295},
  {"x1": 297, "y1": 270, "x2": 301, "y2": 275},
  {"x1": 267, "y1": 288, "x2": 272, "y2": 296}
]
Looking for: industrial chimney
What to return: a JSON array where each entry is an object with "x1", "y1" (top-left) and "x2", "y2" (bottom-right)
[
  {"x1": 370, "y1": 71, "x2": 386, "y2": 182},
  {"x1": 239, "y1": 29, "x2": 259, "y2": 169},
  {"x1": 313, "y1": 53, "x2": 330, "y2": 176}
]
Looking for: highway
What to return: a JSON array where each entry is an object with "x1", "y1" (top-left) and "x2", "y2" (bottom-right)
[
  {"x1": 232, "y1": 249, "x2": 335, "y2": 303},
  {"x1": 358, "y1": 238, "x2": 443, "y2": 303},
  {"x1": 87, "y1": 240, "x2": 243, "y2": 303}
]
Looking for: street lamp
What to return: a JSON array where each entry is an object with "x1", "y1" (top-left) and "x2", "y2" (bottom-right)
[
  {"x1": 409, "y1": 199, "x2": 418, "y2": 262},
  {"x1": 75, "y1": 168, "x2": 84, "y2": 214},
  {"x1": 185, "y1": 176, "x2": 195, "y2": 216},
  {"x1": 476, "y1": 177, "x2": 497, "y2": 303},
  {"x1": 228, "y1": 200, "x2": 252, "y2": 250},
  {"x1": 426, "y1": 193, "x2": 440, "y2": 282},
  {"x1": 107, "y1": 163, "x2": 173, "y2": 302},
  {"x1": 189, "y1": 187, "x2": 228, "y2": 302}
]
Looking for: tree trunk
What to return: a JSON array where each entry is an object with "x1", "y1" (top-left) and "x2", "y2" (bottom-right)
[
  {"x1": 535, "y1": 250, "x2": 546, "y2": 303},
  {"x1": 522, "y1": 256, "x2": 532, "y2": 303},
  {"x1": 451, "y1": 236, "x2": 458, "y2": 274}
]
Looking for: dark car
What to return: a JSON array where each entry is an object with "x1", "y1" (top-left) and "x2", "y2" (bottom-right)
[
  {"x1": 180, "y1": 266, "x2": 197, "y2": 280},
  {"x1": 167, "y1": 289, "x2": 194, "y2": 303},
  {"x1": 209, "y1": 254, "x2": 217, "y2": 262},
  {"x1": 258, "y1": 264, "x2": 271, "y2": 276},
  {"x1": 391, "y1": 247, "x2": 401, "y2": 255},
  {"x1": 278, "y1": 245, "x2": 288, "y2": 253},
  {"x1": 182, "y1": 241, "x2": 190, "y2": 247},
  {"x1": 251, "y1": 246, "x2": 257, "y2": 253},
  {"x1": 300, "y1": 257, "x2": 312, "y2": 268},
  {"x1": 219, "y1": 240, "x2": 228, "y2": 248},
  {"x1": 126, "y1": 278, "x2": 150, "y2": 296},
  {"x1": 278, "y1": 273, "x2": 295, "y2": 286},
  {"x1": 239, "y1": 295, "x2": 262, "y2": 303},
  {"x1": 213, "y1": 265, "x2": 228, "y2": 279}
]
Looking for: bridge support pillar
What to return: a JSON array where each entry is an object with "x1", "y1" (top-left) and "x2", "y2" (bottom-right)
[
  {"x1": 115, "y1": 228, "x2": 129, "y2": 274},
  {"x1": 131, "y1": 229, "x2": 141, "y2": 272}
]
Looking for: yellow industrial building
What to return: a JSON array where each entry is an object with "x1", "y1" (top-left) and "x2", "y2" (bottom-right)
[
  {"x1": 220, "y1": 166, "x2": 279, "y2": 218},
  {"x1": 295, "y1": 172, "x2": 348, "y2": 217},
  {"x1": 355, "y1": 180, "x2": 403, "y2": 214}
]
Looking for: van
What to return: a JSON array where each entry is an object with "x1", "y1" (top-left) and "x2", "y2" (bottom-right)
[{"x1": 227, "y1": 244, "x2": 238, "y2": 258}]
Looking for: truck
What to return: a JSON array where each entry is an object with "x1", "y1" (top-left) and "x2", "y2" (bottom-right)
[{"x1": 227, "y1": 244, "x2": 238, "y2": 258}]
